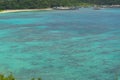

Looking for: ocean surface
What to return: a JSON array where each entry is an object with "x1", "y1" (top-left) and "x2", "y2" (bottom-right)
[{"x1": 0, "y1": 8, "x2": 120, "y2": 80}]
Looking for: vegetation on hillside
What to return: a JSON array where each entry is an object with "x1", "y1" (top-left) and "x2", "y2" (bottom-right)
[
  {"x1": 77, "y1": 0, "x2": 120, "y2": 5},
  {"x1": 0, "y1": 0, "x2": 78, "y2": 9},
  {"x1": 0, "y1": 0, "x2": 120, "y2": 10}
]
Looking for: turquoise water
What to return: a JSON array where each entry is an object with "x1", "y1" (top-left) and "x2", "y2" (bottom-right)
[{"x1": 0, "y1": 8, "x2": 120, "y2": 80}]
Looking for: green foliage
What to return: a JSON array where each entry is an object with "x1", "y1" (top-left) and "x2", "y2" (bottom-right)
[
  {"x1": 0, "y1": 74, "x2": 4, "y2": 80},
  {"x1": 0, "y1": 10, "x2": 3, "y2": 12},
  {"x1": 77, "y1": 0, "x2": 120, "y2": 5},
  {"x1": 37, "y1": 78, "x2": 42, "y2": 80},
  {"x1": 0, "y1": 73, "x2": 15, "y2": 80},
  {"x1": 78, "y1": 3, "x2": 94, "y2": 7},
  {"x1": 0, "y1": 73, "x2": 42, "y2": 80},
  {"x1": 1, "y1": 0, "x2": 120, "y2": 10},
  {"x1": 0, "y1": 0, "x2": 78, "y2": 9},
  {"x1": 31, "y1": 78, "x2": 35, "y2": 80},
  {"x1": 31, "y1": 78, "x2": 42, "y2": 80}
]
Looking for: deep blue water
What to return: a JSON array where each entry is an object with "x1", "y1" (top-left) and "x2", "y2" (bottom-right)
[{"x1": 0, "y1": 8, "x2": 120, "y2": 80}]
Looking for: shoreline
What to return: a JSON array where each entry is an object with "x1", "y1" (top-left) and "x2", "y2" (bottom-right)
[{"x1": 0, "y1": 8, "x2": 53, "y2": 13}]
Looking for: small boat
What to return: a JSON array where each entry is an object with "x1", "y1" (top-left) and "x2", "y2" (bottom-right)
[{"x1": 53, "y1": 7, "x2": 79, "y2": 10}]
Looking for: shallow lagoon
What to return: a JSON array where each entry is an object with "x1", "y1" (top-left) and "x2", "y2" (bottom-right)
[{"x1": 0, "y1": 8, "x2": 120, "y2": 80}]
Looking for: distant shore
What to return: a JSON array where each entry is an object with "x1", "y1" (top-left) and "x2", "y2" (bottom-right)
[{"x1": 0, "y1": 8, "x2": 53, "y2": 13}]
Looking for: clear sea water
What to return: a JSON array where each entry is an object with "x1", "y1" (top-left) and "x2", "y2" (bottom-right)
[{"x1": 0, "y1": 8, "x2": 120, "y2": 80}]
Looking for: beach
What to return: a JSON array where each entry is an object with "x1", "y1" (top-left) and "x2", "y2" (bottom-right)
[{"x1": 0, "y1": 8, "x2": 53, "y2": 13}]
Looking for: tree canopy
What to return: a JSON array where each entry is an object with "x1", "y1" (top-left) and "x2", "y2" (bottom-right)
[
  {"x1": 77, "y1": 0, "x2": 120, "y2": 5},
  {"x1": 0, "y1": 0, "x2": 120, "y2": 9},
  {"x1": 0, "y1": 0, "x2": 78, "y2": 9}
]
